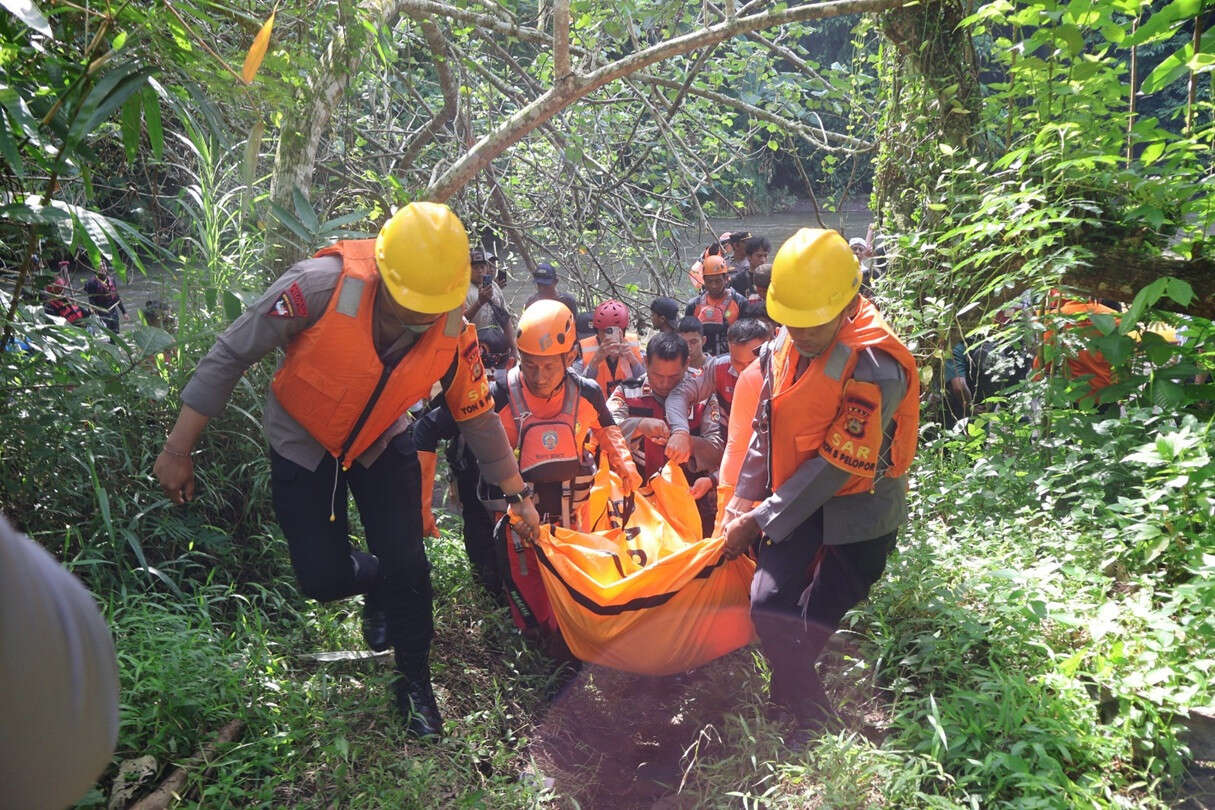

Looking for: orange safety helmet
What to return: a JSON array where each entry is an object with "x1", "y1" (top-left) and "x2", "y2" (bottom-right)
[
  {"x1": 593, "y1": 299, "x2": 630, "y2": 330},
  {"x1": 701, "y1": 255, "x2": 729, "y2": 277},
  {"x1": 517, "y1": 299, "x2": 577, "y2": 356}
]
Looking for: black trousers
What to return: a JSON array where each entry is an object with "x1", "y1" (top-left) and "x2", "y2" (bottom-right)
[
  {"x1": 452, "y1": 455, "x2": 500, "y2": 592},
  {"x1": 750, "y1": 510, "x2": 896, "y2": 682},
  {"x1": 270, "y1": 432, "x2": 433, "y2": 660}
]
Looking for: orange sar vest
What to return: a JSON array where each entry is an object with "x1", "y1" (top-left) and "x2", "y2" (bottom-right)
[
  {"x1": 762, "y1": 297, "x2": 919, "y2": 494},
  {"x1": 505, "y1": 367, "x2": 585, "y2": 483},
  {"x1": 272, "y1": 240, "x2": 492, "y2": 467},
  {"x1": 692, "y1": 291, "x2": 742, "y2": 326},
  {"x1": 579, "y1": 332, "x2": 643, "y2": 394},
  {"x1": 1036, "y1": 298, "x2": 1116, "y2": 397}
]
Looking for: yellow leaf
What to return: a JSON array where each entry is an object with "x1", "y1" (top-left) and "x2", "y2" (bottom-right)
[{"x1": 241, "y1": 10, "x2": 275, "y2": 85}]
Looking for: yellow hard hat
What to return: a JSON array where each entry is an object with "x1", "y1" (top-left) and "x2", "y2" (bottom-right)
[
  {"x1": 517, "y1": 299, "x2": 576, "y2": 356},
  {"x1": 767, "y1": 228, "x2": 861, "y2": 327},
  {"x1": 374, "y1": 202, "x2": 470, "y2": 313}
]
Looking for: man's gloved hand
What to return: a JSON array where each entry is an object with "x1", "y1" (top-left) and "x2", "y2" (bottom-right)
[{"x1": 664, "y1": 430, "x2": 692, "y2": 464}]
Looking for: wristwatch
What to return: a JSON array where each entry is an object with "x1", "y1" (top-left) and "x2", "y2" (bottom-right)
[{"x1": 503, "y1": 484, "x2": 535, "y2": 505}]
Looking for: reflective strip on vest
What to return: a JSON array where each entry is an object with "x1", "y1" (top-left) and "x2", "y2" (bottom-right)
[
  {"x1": 763, "y1": 298, "x2": 919, "y2": 494},
  {"x1": 506, "y1": 367, "x2": 584, "y2": 483}
]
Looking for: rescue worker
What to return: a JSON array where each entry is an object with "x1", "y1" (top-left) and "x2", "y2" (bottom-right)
[
  {"x1": 43, "y1": 276, "x2": 89, "y2": 325},
  {"x1": 573, "y1": 299, "x2": 645, "y2": 395},
  {"x1": 152, "y1": 202, "x2": 541, "y2": 740},
  {"x1": 676, "y1": 316, "x2": 708, "y2": 370},
  {"x1": 419, "y1": 299, "x2": 639, "y2": 530},
  {"x1": 83, "y1": 258, "x2": 127, "y2": 335},
  {"x1": 415, "y1": 300, "x2": 641, "y2": 638},
  {"x1": 663, "y1": 318, "x2": 771, "y2": 463},
  {"x1": 689, "y1": 239, "x2": 728, "y2": 290},
  {"x1": 720, "y1": 228, "x2": 919, "y2": 733},
  {"x1": 525, "y1": 261, "x2": 579, "y2": 318},
  {"x1": 649, "y1": 297, "x2": 681, "y2": 334},
  {"x1": 685, "y1": 255, "x2": 747, "y2": 356},
  {"x1": 413, "y1": 326, "x2": 515, "y2": 595},
  {"x1": 608, "y1": 332, "x2": 724, "y2": 535},
  {"x1": 1036, "y1": 294, "x2": 1119, "y2": 409}
]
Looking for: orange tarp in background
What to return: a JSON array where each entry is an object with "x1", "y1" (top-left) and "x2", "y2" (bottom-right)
[{"x1": 530, "y1": 464, "x2": 755, "y2": 675}]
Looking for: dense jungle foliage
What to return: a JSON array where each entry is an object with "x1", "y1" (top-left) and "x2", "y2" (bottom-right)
[{"x1": 1, "y1": 0, "x2": 1213, "y2": 807}]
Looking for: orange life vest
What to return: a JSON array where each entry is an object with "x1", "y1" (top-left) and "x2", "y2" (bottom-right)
[
  {"x1": 579, "y1": 332, "x2": 642, "y2": 395},
  {"x1": 271, "y1": 240, "x2": 488, "y2": 466},
  {"x1": 619, "y1": 379, "x2": 707, "y2": 480},
  {"x1": 505, "y1": 367, "x2": 583, "y2": 483},
  {"x1": 763, "y1": 297, "x2": 919, "y2": 494},
  {"x1": 1038, "y1": 299, "x2": 1116, "y2": 398},
  {"x1": 692, "y1": 292, "x2": 742, "y2": 327},
  {"x1": 713, "y1": 360, "x2": 738, "y2": 413}
]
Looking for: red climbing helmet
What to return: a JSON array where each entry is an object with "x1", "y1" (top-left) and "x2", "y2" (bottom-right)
[{"x1": 593, "y1": 299, "x2": 630, "y2": 330}]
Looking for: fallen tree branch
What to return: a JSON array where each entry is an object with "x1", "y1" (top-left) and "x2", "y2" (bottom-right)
[
  {"x1": 128, "y1": 719, "x2": 244, "y2": 810},
  {"x1": 1063, "y1": 250, "x2": 1215, "y2": 320}
]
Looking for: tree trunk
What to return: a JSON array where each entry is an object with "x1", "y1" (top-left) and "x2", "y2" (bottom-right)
[
  {"x1": 264, "y1": 1, "x2": 406, "y2": 275},
  {"x1": 1063, "y1": 250, "x2": 1215, "y2": 320},
  {"x1": 880, "y1": 0, "x2": 980, "y2": 149}
]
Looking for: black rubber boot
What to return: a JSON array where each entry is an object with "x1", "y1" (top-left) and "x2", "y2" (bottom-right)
[
  {"x1": 393, "y1": 653, "x2": 443, "y2": 740},
  {"x1": 786, "y1": 668, "x2": 840, "y2": 734},
  {"x1": 361, "y1": 592, "x2": 390, "y2": 652},
  {"x1": 352, "y1": 551, "x2": 389, "y2": 652}
]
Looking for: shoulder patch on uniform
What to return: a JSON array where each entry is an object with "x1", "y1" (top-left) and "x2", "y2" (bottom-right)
[
  {"x1": 267, "y1": 282, "x2": 308, "y2": 318},
  {"x1": 335, "y1": 277, "x2": 364, "y2": 317},
  {"x1": 821, "y1": 379, "x2": 883, "y2": 478},
  {"x1": 824, "y1": 342, "x2": 853, "y2": 381}
]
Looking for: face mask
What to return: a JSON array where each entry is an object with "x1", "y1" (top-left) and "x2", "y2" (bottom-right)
[{"x1": 403, "y1": 321, "x2": 433, "y2": 334}]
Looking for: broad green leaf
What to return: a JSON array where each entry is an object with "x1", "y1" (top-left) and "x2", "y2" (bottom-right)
[
  {"x1": 75, "y1": 65, "x2": 154, "y2": 143},
  {"x1": 1165, "y1": 278, "x2": 1195, "y2": 306},
  {"x1": 0, "y1": 0, "x2": 51, "y2": 36},
  {"x1": 243, "y1": 119, "x2": 264, "y2": 187},
  {"x1": 120, "y1": 94, "x2": 141, "y2": 162},
  {"x1": 292, "y1": 187, "x2": 319, "y2": 233},
  {"x1": 1057, "y1": 23, "x2": 1085, "y2": 56},
  {"x1": 1140, "y1": 141, "x2": 1166, "y2": 165},
  {"x1": 142, "y1": 86, "x2": 163, "y2": 160},
  {"x1": 269, "y1": 200, "x2": 313, "y2": 245},
  {"x1": 1189, "y1": 51, "x2": 1215, "y2": 73},
  {"x1": 241, "y1": 9, "x2": 276, "y2": 85},
  {"x1": 0, "y1": 110, "x2": 23, "y2": 179},
  {"x1": 222, "y1": 290, "x2": 244, "y2": 322},
  {"x1": 319, "y1": 209, "x2": 370, "y2": 231}
]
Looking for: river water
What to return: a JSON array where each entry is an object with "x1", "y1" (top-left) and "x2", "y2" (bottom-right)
[
  {"x1": 500, "y1": 201, "x2": 874, "y2": 311},
  {"x1": 115, "y1": 199, "x2": 874, "y2": 322}
]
